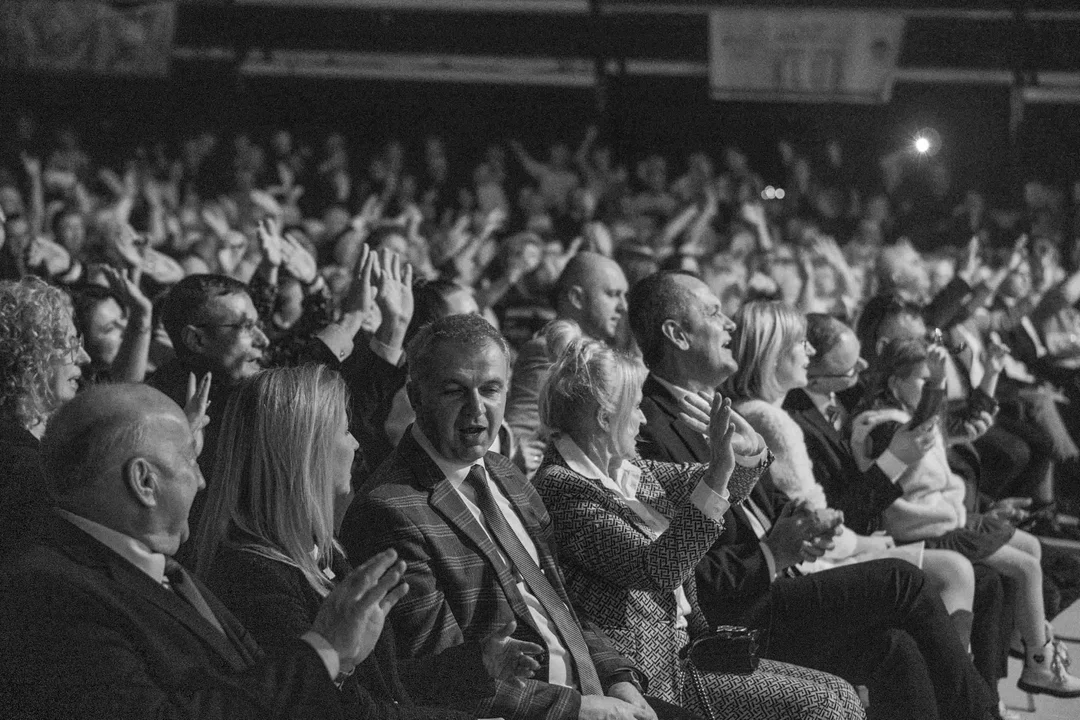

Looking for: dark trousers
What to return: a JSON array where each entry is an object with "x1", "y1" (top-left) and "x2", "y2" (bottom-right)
[
  {"x1": 747, "y1": 559, "x2": 995, "y2": 720},
  {"x1": 971, "y1": 563, "x2": 1014, "y2": 703}
]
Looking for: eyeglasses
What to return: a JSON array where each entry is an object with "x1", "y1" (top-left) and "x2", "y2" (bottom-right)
[
  {"x1": 193, "y1": 318, "x2": 263, "y2": 335},
  {"x1": 809, "y1": 357, "x2": 867, "y2": 380}
]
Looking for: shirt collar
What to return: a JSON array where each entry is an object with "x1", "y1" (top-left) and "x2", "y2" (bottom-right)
[
  {"x1": 650, "y1": 373, "x2": 690, "y2": 404},
  {"x1": 411, "y1": 423, "x2": 486, "y2": 488},
  {"x1": 804, "y1": 388, "x2": 837, "y2": 420},
  {"x1": 554, "y1": 435, "x2": 641, "y2": 502},
  {"x1": 55, "y1": 508, "x2": 167, "y2": 584}
]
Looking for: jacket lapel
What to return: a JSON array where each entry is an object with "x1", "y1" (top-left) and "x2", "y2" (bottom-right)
[
  {"x1": 399, "y1": 431, "x2": 541, "y2": 634},
  {"x1": 49, "y1": 515, "x2": 251, "y2": 671},
  {"x1": 644, "y1": 375, "x2": 710, "y2": 462}
]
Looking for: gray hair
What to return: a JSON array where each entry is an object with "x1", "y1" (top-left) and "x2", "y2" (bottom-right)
[{"x1": 406, "y1": 313, "x2": 510, "y2": 385}]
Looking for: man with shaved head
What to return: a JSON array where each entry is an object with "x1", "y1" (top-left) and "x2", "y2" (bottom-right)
[
  {"x1": 504, "y1": 251, "x2": 629, "y2": 473},
  {"x1": 0, "y1": 383, "x2": 411, "y2": 720}
]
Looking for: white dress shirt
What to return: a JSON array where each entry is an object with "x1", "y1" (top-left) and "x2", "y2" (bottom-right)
[{"x1": 412, "y1": 425, "x2": 572, "y2": 687}]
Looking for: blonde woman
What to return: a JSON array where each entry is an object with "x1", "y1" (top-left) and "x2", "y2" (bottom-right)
[
  {"x1": 720, "y1": 301, "x2": 981, "y2": 649},
  {"x1": 192, "y1": 365, "x2": 539, "y2": 719},
  {"x1": 533, "y1": 322, "x2": 865, "y2": 720}
]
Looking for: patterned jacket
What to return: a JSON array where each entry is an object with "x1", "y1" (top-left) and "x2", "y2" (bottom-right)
[
  {"x1": 533, "y1": 444, "x2": 725, "y2": 703},
  {"x1": 340, "y1": 429, "x2": 644, "y2": 720}
]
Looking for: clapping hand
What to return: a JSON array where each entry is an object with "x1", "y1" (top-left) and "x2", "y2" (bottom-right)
[
  {"x1": 481, "y1": 620, "x2": 544, "y2": 688},
  {"x1": 312, "y1": 549, "x2": 409, "y2": 672},
  {"x1": 256, "y1": 217, "x2": 284, "y2": 268},
  {"x1": 184, "y1": 372, "x2": 212, "y2": 458},
  {"x1": 373, "y1": 249, "x2": 414, "y2": 327},
  {"x1": 677, "y1": 389, "x2": 764, "y2": 456},
  {"x1": 281, "y1": 232, "x2": 318, "y2": 285},
  {"x1": 27, "y1": 236, "x2": 72, "y2": 277}
]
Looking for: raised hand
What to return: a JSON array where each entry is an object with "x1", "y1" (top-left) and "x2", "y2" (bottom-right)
[
  {"x1": 312, "y1": 549, "x2": 409, "y2": 672},
  {"x1": 677, "y1": 389, "x2": 763, "y2": 456},
  {"x1": 27, "y1": 236, "x2": 72, "y2": 277},
  {"x1": 341, "y1": 245, "x2": 381, "y2": 334},
  {"x1": 200, "y1": 204, "x2": 232, "y2": 240},
  {"x1": 184, "y1": 372, "x2": 212, "y2": 458},
  {"x1": 256, "y1": 217, "x2": 284, "y2": 268},
  {"x1": 958, "y1": 235, "x2": 981, "y2": 285},
  {"x1": 352, "y1": 195, "x2": 384, "y2": 234},
  {"x1": 374, "y1": 248, "x2": 414, "y2": 327},
  {"x1": 20, "y1": 152, "x2": 42, "y2": 179},
  {"x1": 105, "y1": 221, "x2": 144, "y2": 271},
  {"x1": 925, "y1": 343, "x2": 949, "y2": 389},
  {"x1": 481, "y1": 620, "x2": 544, "y2": 688},
  {"x1": 281, "y1": 232, "x2": 318, "y2": 285},
  {"x1": 705, "y1": 395, "x2": 737, "y2": 492},
  {"x1": 101, "y1": 264, "x2": 152, "y2": 322}
]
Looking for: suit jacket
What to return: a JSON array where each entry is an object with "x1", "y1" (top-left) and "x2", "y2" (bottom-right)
[
  {"x1": 0, "y1": 513, "x2": 351, "y2": 720},
  {"x1": 505, "y1": 334, "x2": 551, "y2": 446},
  {"x1": 783, "y1": 389, "x2": 902, "y2": 535},
  {"x1": 638, "y1": 374, "x2": 786, "y2": 629},
  {"x1": 532, "y1": 444, "x2": 718, "y2": 703},
  {"x1": 203, "y1": 544, "x2": 474, "y2": 720},
  {"x1": 340, "y1": 429, "x2": 643, "y2": 720}
]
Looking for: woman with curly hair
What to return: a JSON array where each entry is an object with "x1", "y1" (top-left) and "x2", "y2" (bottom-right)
[{"x1": 0, "y1": 276, "x2": 89, "y2": 551}]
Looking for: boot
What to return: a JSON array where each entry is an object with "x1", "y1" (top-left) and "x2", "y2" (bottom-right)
[{"x1": 1018, "y1": 637, "x2": 1080, "y2": 698}]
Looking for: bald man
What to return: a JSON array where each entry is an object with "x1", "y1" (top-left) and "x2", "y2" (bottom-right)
[
  {"x1": 0, "y1": 383, "x2": 409, "y2": 720},
  {"x1": 504, "y1": 252, "x2": 629, "y2": 473}
]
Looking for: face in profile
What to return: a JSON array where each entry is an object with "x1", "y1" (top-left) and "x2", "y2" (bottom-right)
[
  {"x1": 889, "y1": 361, "x2": 931, "y2": 413},
  {"x1": 145, "y1": 408, "x2": 206, "y2": 555},
  {"x1": 411, "y1": 340, "x2": 509, "y2": 464},
  {"x1": 49, "y1": 314, "x2": 90, "y2": 407},
  {"x1": 677, "y1": 275, "x2": 738, "y2": 384},
  {"x1": 578, "y1": 263, "x2": 629, "y2": 344},
  {"x1": 808, "y1": 330, "x2": 867, "y2": 395},
  {"x1": 775, "y1": 336, "x2": 816, "y2": 393},
  {"x1": 191, "y1": 293, "x2": 268, "y2": 383}
]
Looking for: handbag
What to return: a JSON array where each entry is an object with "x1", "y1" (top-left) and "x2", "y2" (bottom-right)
[{"x1": 680, "y1": 625, "x2": 762, "y2": 675}]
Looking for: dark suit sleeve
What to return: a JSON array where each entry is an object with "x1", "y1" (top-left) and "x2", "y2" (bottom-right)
[{"x1": 0, "y1": 576, "x2": 351, "y2": 720}]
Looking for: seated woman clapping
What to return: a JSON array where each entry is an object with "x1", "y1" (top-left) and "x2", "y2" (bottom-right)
[
  {"x1": 191, "y1": 364, "x2": 541, "y2": 718},
  {"x1": 532, "y1": 320, "x2": 865, "y2": 720}
]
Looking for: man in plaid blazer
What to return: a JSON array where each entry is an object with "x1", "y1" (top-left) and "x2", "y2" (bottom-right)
[{"x1": 342, "y1": 314, "x2": 695, "y2": 720}]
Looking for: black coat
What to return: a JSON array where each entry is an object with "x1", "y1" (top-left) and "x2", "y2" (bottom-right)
[
  {"x1": 0, "y1": 513, "x2": 354, "y2": 719},
  {"x1": 202, "y1": 543, "x2": 474, "y2": 720}
]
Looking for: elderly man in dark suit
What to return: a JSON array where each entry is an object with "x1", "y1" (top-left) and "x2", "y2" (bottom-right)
[
  {"x1": 627, "y1": 271, "x2": 999, "y2": 720},
  {"x1": 342, "y1": 314, "x2": 697, "y2": 720},
  {"x1": 0, "y1": 383, "x2": 410, "y2": 720}
]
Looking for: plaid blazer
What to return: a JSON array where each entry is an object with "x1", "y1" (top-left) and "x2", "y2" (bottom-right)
[
  {"x1": 532, "y1": 444, "x2": 725, "y2": 703},
  {"x1": 341, "y1": 429, "x2": 644, "y2": 720}
]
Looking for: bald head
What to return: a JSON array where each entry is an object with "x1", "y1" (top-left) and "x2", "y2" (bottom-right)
[
  {"x1": 43, "y1": 384, "x2": 203, "y2": 554},
  {"x1": 44, "y1": 384, "x2": 184, "y2": 499},
  {"x1": 554, "y1": 252, "x2": 628, "y2": 344}
]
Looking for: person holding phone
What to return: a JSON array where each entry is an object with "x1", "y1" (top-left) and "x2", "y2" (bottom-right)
[{"x1": 853, "y1": 337, "x2": 1080, "y2": 699}]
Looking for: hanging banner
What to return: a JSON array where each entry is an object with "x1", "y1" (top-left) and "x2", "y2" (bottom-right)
[
  {"x1": 709, "y1": 9, "x2": 905, "y2": 104},
  {"x1": 0, "y1": 1, "x2": 175, "y2": 76}
]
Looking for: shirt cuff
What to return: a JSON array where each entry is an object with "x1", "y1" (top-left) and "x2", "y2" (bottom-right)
[
  {"x1": 690, "y1": 482, "x2": 731, "y2": 523},
  {"x1": 875, "y1": 450, "x2": 908, "y2": 483},
  {"x1": 301, "y1": 630, "x2": 340, "y2": 680},
  {"x1": 734, "y1": 445, "x2": 768, "y2": 468},
  {"x1": 758, "y1": 542, "x2": 779, "y2": 583},
  {"x1": 369, "y1": 336, "x2": 405, "y2": 367}
]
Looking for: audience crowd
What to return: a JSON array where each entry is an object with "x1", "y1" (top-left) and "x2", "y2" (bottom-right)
[{"x1": 6, "y1": 109, "x2": 1080, "y2": 720}]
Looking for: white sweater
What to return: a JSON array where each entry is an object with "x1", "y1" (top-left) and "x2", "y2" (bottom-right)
[
  {"x1": 850, "y1": 407, "x2": 967, "y2": 543},
  {"x1": 736, "y1": 398, "x2": 858, "y2": 562}
]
